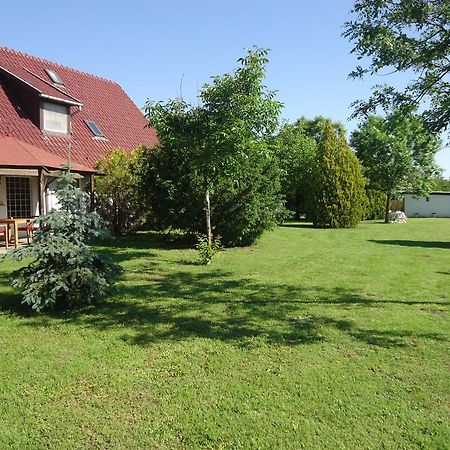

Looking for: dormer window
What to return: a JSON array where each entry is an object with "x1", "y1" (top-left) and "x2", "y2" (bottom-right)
[
  {"x1": 85, "y1": 120, "x2": 105, "y2": 138},
  {"x1": 45, "y1": 68, "x2": 64, "y2": 85},
  {"x1": 41, "y1": 101, "x2": 69, "y2": 135}
]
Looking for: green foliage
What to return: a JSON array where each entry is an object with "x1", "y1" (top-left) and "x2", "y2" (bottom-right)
[
  {"x1": 144, "y1": 47, "x2": 284, "y2": 246},
  {"x1": 363, "y1": 189, "x2": 387, "y2": 220},
  {"x1": 196, "y1": 234, "x2": 221, "y2": 265},
  {"x1": 133, "y1": 144, "x2": 203, "y2": 232},
  {"x1": 273, "y1": 122, "x2": 317, "y2": 219},
  {"x1": 96, "y1": 147, "x2": 148, "y2": 235},
  {"x1": 294, "y1": 116, "x2": 346, "y2": 143},
  {"x1": 4, "y1": 172, "x2": 121, "y2": 312},
  {"x1": 350, "y1": 111, "x2": 441, "y2": 221},
  {"x1": 344, "y1": 0, "x2": 450, "y2": 133},
  {"x1": 308, "y1": 122, "x2": 366, "y2": 228},
  {"x1": 136, "y1": 140, "x2": 286, "y2": 246},
  {"x1": 431, "y1": 175, "x2": 450, "y2": 191}
]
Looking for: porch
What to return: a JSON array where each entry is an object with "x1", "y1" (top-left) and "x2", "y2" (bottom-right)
[{"x1": 0, "y1": 136, "x2": 96, "y2": 249}]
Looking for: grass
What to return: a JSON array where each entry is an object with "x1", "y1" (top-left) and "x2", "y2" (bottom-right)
[{"x1": 0, "y1": 219, "x2": 449, "y2": 449}]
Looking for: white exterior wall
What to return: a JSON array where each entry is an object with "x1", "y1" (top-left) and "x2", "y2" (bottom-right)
[
  {"x1": 0, "y1": 176, "x2": 7, "y2": 218},
  {"x1": 404, "y1": 194, "x2": 450, "y2": 218},
  {"x1": 45, "y1": 178, "x2": 60, "y2": 213},
  {"x1": 45, "y1": 175, "x2": 90, "y2": 213}
]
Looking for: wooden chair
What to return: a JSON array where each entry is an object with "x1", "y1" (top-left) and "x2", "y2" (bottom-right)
[
  {"x1": 0, "y1": 224, "x2": 9, "y2": 249},
  {"x1": 17, "y1": 219, "x2": 38, "y2": 245}
]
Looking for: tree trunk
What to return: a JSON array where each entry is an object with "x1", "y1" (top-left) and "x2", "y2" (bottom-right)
[
  {"x1": 205, "y1": 185, "x2": 212, "y2": 245},
  {"x1": 295, "y1": 189, "x2": 301, "y2": 220},
  {"x1": 384, "y1": 192, "x2": 391, "y2": 224}
]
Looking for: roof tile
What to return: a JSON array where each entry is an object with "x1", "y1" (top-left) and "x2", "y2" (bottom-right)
[{"x1": 0, "y1": 47, "x2": 157, "y2": 169}]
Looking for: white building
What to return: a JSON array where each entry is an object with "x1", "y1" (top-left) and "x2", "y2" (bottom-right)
[{"x1": 404, "y1": 192, "x2": 450, "y2": 218}]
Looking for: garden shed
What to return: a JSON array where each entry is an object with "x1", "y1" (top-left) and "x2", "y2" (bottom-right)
[{"x1": 404, "y1": 192, "x2": 450, "y2": 218}]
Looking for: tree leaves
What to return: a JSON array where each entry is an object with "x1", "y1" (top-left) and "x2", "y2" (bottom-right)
[{"x1": 344, "y1": 0, "x2": 450, "y2": 133}]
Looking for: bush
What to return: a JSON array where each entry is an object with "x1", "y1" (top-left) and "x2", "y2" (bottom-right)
[
  {"x1": 4, "y1": 172, "x2": 121, "y2": 312},
  {"x1": 363, "y1": 189, "x2": 387, "y2": 220},
  {"x1": 96, "y1": 147, "x2": 148, "y2": 235},
  {"x1": 135, "y1": 141, "x2": 287, "y2": 247},
  {"x1": 308, "y1": 122, "x2": 365, "y2": 228}
]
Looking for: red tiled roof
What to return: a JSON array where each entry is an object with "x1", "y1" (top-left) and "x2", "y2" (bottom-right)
[
  {"x1": 0, "y1": 61, "x2": 82, "y2": 105},
  {"x1": 0, "y1": 47, "x2": 157, "y2": 169},
  {"x1": 0, "y1": 136, "x2": 95, "y2": 173}
]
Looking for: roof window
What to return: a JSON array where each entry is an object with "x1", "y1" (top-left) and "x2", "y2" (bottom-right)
[
  {"x1": 85, "y1": 120, "x2": 105, "y2": 137},
  {"x1": 45, "y1": 68, "x2": 64, "y2": 85}
]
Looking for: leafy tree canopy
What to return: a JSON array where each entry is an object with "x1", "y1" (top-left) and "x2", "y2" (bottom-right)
[
  {"x1": 294, "y1": 116, "x2": 346, "y2": 143},
  {"x1": 144, "y1": 47, "x2": 283, "y2": 246},
  {"x1": 350, "y1": 110, "x2": 442, "y2": 221},
  {"x1": 344, "y1": 0, "x2": 450, "y2": 134},
  {"x1": 272, "y1": 122, "x2": 317, "y2": 218}
]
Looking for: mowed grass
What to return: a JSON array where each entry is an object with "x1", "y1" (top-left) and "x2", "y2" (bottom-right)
[{"x1": 0, "y1": 219, "x2": 449, "y2": 449}]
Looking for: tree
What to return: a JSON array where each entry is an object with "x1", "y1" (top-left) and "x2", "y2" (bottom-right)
[
  {"x1": 4, "y1": 172, "x2": 121, "y2": 312},
  {"x1": 431, "y1": 175, "x2": 450, "y2": 191},
  {"x1": 295, "y1": 116, "x2": 346, "y2": 143},
  {"x1": 273, "y1": 122, "x2": 317, "y2": 219},
  {"x1": 350, "y1": 111, "x2": 441, "y2": 222},
  {"x1": 135, "y1": 133, "x2": 285, "y2": 247},
  {"x1": 344, "y1": 0, "x2": 450, "y2": 133},
  {"x1": 144, "y1": 47, "x2": 283, "y2": 246},
  {"x1": 96, "y1": 147, "x2": 148, "y2": 235},
  {"x1": 308, "y1": 121, "x2": 366, "y2": 228}
]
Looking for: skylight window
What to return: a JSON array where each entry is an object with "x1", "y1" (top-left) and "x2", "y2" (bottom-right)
[
  {"x1": 45, "y1": 68, "x2": 64, "y2": 85},
  {"x1": 85, "y1": 120, "x2": 105, "y2": 137}
]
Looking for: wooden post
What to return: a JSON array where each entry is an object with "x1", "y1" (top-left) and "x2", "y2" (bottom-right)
[
  {"x1": 38, "y1": 169, "x2": 45, "y2": 216},
  {"x1": 89, "y1": 174, "x2": 95, "y2": 211}
]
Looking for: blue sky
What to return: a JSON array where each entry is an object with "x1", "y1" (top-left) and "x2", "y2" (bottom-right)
[{"x1": 2, "y1": 0, "x2": 449, "y2": 175}]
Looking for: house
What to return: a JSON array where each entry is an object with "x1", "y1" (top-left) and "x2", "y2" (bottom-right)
[
  {"x1": 0, "y1": 47, "x2": 157, "y2": 218},
  {"x1": 404, "y1": 192, "x2": 450, "y2": 218}
]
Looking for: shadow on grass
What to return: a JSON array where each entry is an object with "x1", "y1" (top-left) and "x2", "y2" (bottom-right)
[
  {"x1": 99, "y1": 231, "x2": 194, "y2": 251},
  {"x1": 281, "y1": 222, "x2": 315, "y2": 229},
  {"x1": 370, "y1": 239, "x2": 450, "y2": 249},
  {"x1": 2, "y1": 267, "x2": 446, "y2": 349},
  {"x1": 0, "y1": 232, "x2": 447, "y2": 349}
]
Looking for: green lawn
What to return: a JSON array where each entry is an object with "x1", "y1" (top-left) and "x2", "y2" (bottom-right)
[{"x1": 0, "y1": 219, "x2": 449, "y2": 449}]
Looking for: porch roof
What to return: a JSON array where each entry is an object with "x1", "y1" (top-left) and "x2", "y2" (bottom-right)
[{"x1": 0, "y1": 136, "x2": 95, "y2": 173}]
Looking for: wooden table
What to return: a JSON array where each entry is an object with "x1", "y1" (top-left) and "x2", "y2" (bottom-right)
[{"x1": 0, "y1": 218, "x2": 34, "y2": 249}]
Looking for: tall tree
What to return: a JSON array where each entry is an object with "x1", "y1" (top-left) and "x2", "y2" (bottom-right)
[
  {"x1": 273, "y1": 122, "x2": 317, "y2": 219},
  {"x1": 344, "y1": 0, "x2": 450, "y2": 133},
  {"x1": 144, "y1": 47, "x2": 282, "y2": 246},
  {"x1": 308, "y1": 121, "x2": 366, "y2": 228},
  {"x1": 350, "y1": 111, "x2": 442, "y2": 222}
]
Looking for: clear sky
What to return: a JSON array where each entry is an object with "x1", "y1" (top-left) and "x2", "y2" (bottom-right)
[{"x1": 2, "y1": 0, "x2": 449, "y2": 175}]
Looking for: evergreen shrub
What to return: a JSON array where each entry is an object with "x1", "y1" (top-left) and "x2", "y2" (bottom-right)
[
  {"x1": 4, "y1": 172, "x2": 121, "y2": 312},
  {"x1": 308, "y1": 122, "x2": 365, "y2": 228}
]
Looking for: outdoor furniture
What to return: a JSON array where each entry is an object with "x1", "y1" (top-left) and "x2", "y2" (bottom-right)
[
  {"x1": 17, "y1": 218, "x2": 38, "y2": 245},
  {"x1": 0, "y1": 218, "x2": 35, "y2": 248},
  {"x1": 0, "y1": 224, "x2": 9, "y2": 249}
]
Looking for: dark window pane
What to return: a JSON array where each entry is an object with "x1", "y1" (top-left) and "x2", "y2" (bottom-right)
[
  {"x1": 6, "y1": 177, "x2": 31, "y2": 218},
  {"x1": 85, "y1": 120, "x2": 105, "y2": 137}
]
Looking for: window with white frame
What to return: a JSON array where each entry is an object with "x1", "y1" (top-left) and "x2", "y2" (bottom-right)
[
  {"x1": 6, "y1": 177, "x2": 31, "y2": 218},
  {"x1": 42, "y1": 101, "x2": 69, "y2": 135}
]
